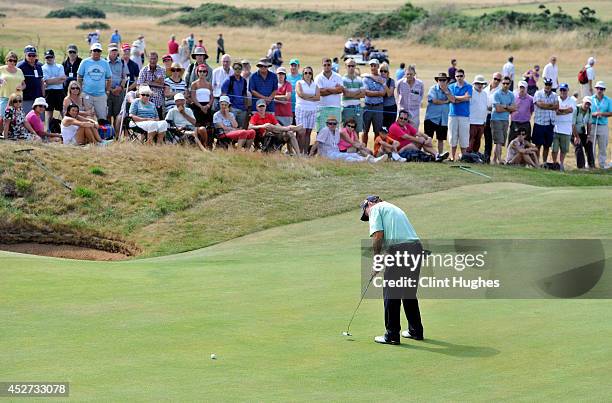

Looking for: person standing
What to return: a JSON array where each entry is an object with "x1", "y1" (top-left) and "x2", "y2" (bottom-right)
[
  {"x1": 591, "y1": 81, "x2": 612, "y2": 169},
  {"x1": 468, "y1": 75, "x2": 488, "y2": 153},
  {"x1": 17, "y1": 45, "x2": 44, "y2": 115},
  {"x1": 185, "y1": 47, "x2": 212, "y2": 96},
  {"x1": 543, "y1": 56, "x2": 559, "y2": 92},
  {"x1": 110, "y1": 30, "x2": 121, "y2": 45},
  {"x1": 341, "y1": 58, "x2": 365, "y2": 139},
  {"x1": 509, "y1": 81, "x2": 534, "y2": 143},
  {"x1": 360, "y1": 195, "x2": 425, "y2": 345},
  {"x1": 572, "y1": 97, "x2": 593, "y2": 169},
  {"x1": 249, "y1": 58, "x2": 278, "y2": 114},
  {"x1": 274, "y1": 67, "x2": 293, "y2": 126},
  {"x1": 212, "y1": 54, "x2": 233, "y2": 112},
  {"x1": 0, "y1": 51, "x2": 25, "y2": 113},
  {"x1": 490, "y1": 76, "x2": 516, "y2": 164},
  {"x1": 216, "y1": 34, "x2": 225, "y2": 64},
  {"x1": 271, "y1": 42, "x2": 283, "y2": 72},
  {"x1": 448, "y1": 59, "x2": 457, "y2": 84},
  {"x1": 532, "y1": 78, "x2": 558, "y2": 164},
  {"x1": 314, "y1": 57, "x2": 343, "y2": 133},
  {"x1": 380, "y1": 63, "x2": 396, "y2": 131},
  {"x1": 286, "y1": 59, "x2": 302, "y2": 124},
  {"x1": 524, "y1": 65, "x2": 540, "y2": 96},
  {"x1": 395, "y1": 62, "x2": 406, "y2": 82},
  {"x1": 221, "y1": 61, "x2": 249, "y2": 128},
  {"x1": 42, "y1": 49, "x2": 66, "y2": 125},
  {"x1": 447, "y1": 68, "x2": 472, "y2": 161},
  {"x1": 361, "y1": 59, "x2": 386, "y2": 145},
  {"x1": 581, "y1": 57, "x2": 596, "y2": 97},
  {"x1": 62, "y1": 44, "x2": 82, "y2": 93},
  {"x1": 483, "y1": 72, "x2": 502, "y2": 162},
  {"x1": 502, "y1": 56, "x2": 515, "y2": 91},
  {"x1": 137, "y1": 52, "x2": 166, "y2": 119},
  {"x1": 395, "y1": 65, "x2": 424, "y2": 131},
  {"x1": 121, "y1": 43, "x2": 140, "y2": 92},
  {"x1": 167, "y1": 35, "x2": 179, "y2": 64},
  {"x1": 295, "y1": 66, "x2": 320, "y2": 154},
  {"x1": 424, "y1": 72, "x2": 451, "y2": 156},
  {"x1": 77, "y1": 43, "x2": 112, "y2": 120},
  {"x1": 106, "y1": 43, "x2": 126, "y2": 129},
  {"x1": 551, "y1": 83, "x2": 576, "y2": 171}
]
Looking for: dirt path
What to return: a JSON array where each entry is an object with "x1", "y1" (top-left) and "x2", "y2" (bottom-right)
[{"x1": 0, "y1": 243, "x2": 129, "y2": 261}]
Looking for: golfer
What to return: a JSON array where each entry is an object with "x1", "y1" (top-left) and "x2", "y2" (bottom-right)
[{"x1": 360, "y1": 195, "x2": 424, "y2": 345}]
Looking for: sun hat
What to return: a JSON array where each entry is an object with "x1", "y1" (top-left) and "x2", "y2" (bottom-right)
[
  {"x1": 241, "y1": 59, "x2": 251, "y2": 65},
  {"x1": 594, "y1": 81, "x2": 606, "y2": 89},
  {"x1": 33, "y1": 97, "x2": 48, "y2": 108},
  {"x1": 219, "y1": 95, "x2": 231, "y2": 104},
  {"x1": 191, "y1": 46, "x2": 208, "y2": 59},
  {"x1": 232, "y1": 61, "x2": 242, "y2": 69},
  {"x1": 434, "y1": 72, "x2": 449, "y2": 81},
  {"x1": 173, "y1": 93, "x2": 186, "y2": 101},
  {"x1": 518, "y1": 81, "x2": 528, "y2": 88},
  {"x1": 360, "y1": 195, "x2": 381, "y2": 221},
  {"x1": 256, "y1": 58, "x2": 272, "y2": 68},
  {"x1": 543, "y1": 78, "x2": 553, "y2": 86},
  {"x1": 472, "y1": 75, "x2": 487, "y2": 85},
  {"x1": 170, "y1": 62, "x2": 184, "y2": 71},
  {"x1": 326, "y1": 114, "x2": 338, "y2": 122},
  {"x1": 138, "y1": 85, "x2": 152, "y2": 95},
  {"x1": 559, "y1": 83, "x2": 569, "y2": 91}
]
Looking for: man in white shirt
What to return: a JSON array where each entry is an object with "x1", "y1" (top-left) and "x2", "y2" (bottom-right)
[
  {"x1": 552, "y1": 83, "x2": 575, "y2": 171},
  {"x1": 581, "y1": 57, "x2": 596, "y2": 97},
  {"x1": 342, "y1": 58, "x2": 366, "y2": 135},
  {"x1": 212, "y1": 54, "x2": 233, "y2": 112},
  {"x1": 542, "y1": 56, "x2": 559, "y2": 91},
  {"x1": 502, "y1": 56, "x2": 515, "y2": 91},
  {"x1": 468, "y1": 75, "x2": 488, "y2": 153},
  {"x1": 314, "y1": 57, "x2": 344, "y2": 132}
]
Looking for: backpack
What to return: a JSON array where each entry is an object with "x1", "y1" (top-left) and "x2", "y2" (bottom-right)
[
  {"x1": 578, "y1": 67, "x2": 589, "y2": 85},
  {"x1": 460, "y1": 152, "x2": 485, "y2": 164},
  {"x1": 399, "y1": 149, "x2": 434, "y2": 162}
]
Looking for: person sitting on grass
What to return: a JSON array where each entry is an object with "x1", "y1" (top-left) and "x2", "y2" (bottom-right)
[
  {"x1": 61, "y1": 103, "x2": 108, "y2": 146},
  {"x1": 505, "y1": 127, "x2": 539, "y2": 168},
  {"x1": 2, "y1": 93, "x2": 40, "y2": 141},
  {"x1": 213, "y1": 95, "x2": 256, "y2": 150},
  {"x1": 374, "y1": 127, "x2": 406, "y2": 161},
  {"x1": 310, "y1": 114, "x2": 387, "y2": 163},
  {"x1": 165, "y1": 93, "x2": 208, "y2": 152},
  {"x1": 249, "y1": 99, "x2": 302, "y2": 155},
  {"x1": 338, "y1": 117, "x2": 372, "y2": 157},
  {"x1": 388, "y1": 110, "x2": 447, "y2": 161},
  {"x1": 26, "y1": 97, "x2": 62, "y2": 142},
  {"x1": 129, "y1": 85, "x2": 168, "y2": 145}
]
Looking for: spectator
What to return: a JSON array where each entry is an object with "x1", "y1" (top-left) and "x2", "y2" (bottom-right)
[
  {"x1": 17, "y1": 45, "x2": 44, "y2": 114},
  {"x1": 248, "y1": 99, "x2": 301, "y2": 155},
  {"x1": 249, "y1": 58, "x2": 278, "y2": 114},
  {"x1": 509, "y1": 81, "x2": 534, "y2": 143},
  {"x1": 448, "y1": 59, "x2": 457, "y2": 84},
  {"x1": 0, "y1": 51, "x2": 25, "y2": 113},
  {"x1": 483, "y1": 72, "x2": 503, "y2": 162},
  {"x1": 331, "y1": 57, "x2": 340, "y2": 73},
  {"x1": 505, "y1": 128, "x2": 539, "y2": 167},
  {"x1": 77, "y1": 43, "x2": 112, "y2": 120},
  {"x1": 107, "y1": 43, "x2": 126, "y2": 131},
  {"x1": 63, "y1": 81, "x2": 95, "y2": 119},
  {"x1": 62, "y1": 44, "x2": 82, "y2": 92},
  {"x1": 26, "y1": 97, "x2": 62, "y2": 142},
  {"x1": 447, "y1": 68, "x2": 472, "y2": 161},
  {"x1": 271, "y1": 42, "x2": 283, "y2": 72},
  {"x1": 185, "y1": 47, "x2": 212, "y2": 97},
  {"x1": 274, "y1": 67, "x2": 293, "y2": 126},
  {"x1": 524, "y1": 64, "x2": 540, "y2": 96},
  {"x1": 161, "y1": 54, "x2": 173, "y2": 78},
  {"x1": 137, "y1": 52, "x2": 166, "y2": 119},
  {"x1": 286, "y1": 59, "x2": 302, "y2": 123},
  {"x1": 212, "y1": 54, "x2": 233, "y2": 112},
  {"x1": 110, "y1": 30, "x2": 121, "y2": 45},
  {"x1": 130, "y1": 41, "x2": 143, "y2": 70},
  {"x1": 341, "y1": 58, "x2": 365, "y2": 138},
  {"x1": 168, "y1": 35, "x2": 179, "y2": 64},
  {"x1": 221, "y1": 62, "x2": 249, "y2": 128},
  {"x1": 551, "y1": 83, "x2": 576, "y2": 171},
  {"x1": 373, "y1": 127, "x2": 405, "y2": 161},
  {"x1": 266, "y1": 43, "x2": 277, "y2": 62},
  {"x1": 424, "y1": 72, "x2": 451, "y2": 156},
  {"x1": 216, "y1": 34, "x2": 225, "y2": 64},
  {"x1": 395, "y1": 65, "x2": 424, "y2": 131},
  {"x1": 42, "y1": 49, "x2": 66, "y2": 125},
  {"x1": 178, "y1": 39, "x2": 191, "y2": 70},
  {"x1": 61, "y1": 103, "x2": 104, "y2": 145},
  {"x1": 121, "y1": 43, "x2": 140, "y2": 92},
  {"x1": 389, "y1": 109, "x2": 443, "y2": 160},
  {"x1": 502, "y1": 56, "x2": 515, "y2": 91},
  {"x1": 295, "y1": 66, "x2": 320, "y2": 154},
  {"x1": 468, "y1": 75, "x2": 488, "y2": 153},
  {"x1": 490, "y1": 76, "x2": 516, "y2": 164},
  {"x1": 189, "y1": 64, "x2": 213, "y2": 129},
  {"x1": 591, "y1": 81, "x2": 611, "y2": 169},
  {"x1": 573, "y1": 97, "x2": 593, "y2": 169},
  {"x1": 133, "y1": 35, "x2": 147, "y2": 64},
  {"x1": 338, "y1": 117, "x2": 372, "y2": 157},
  {"x1": 532, "y1": 78, "x2": 558, "y2": 164},
  {"x1": 395, "y1": 62, "x2": 406, "y2": 81},
  {"x1": 380, "y1": 62, "x2": 396, "y2": 130},
  {"x1": 314, "y1": 57, "x2": 343, "y2": 133},
  {"x1": 129, "y1": 85, "x2": 168, "y2": 145},
  {"x1": 87, "y1": 30, "x2": 100, "y2": 46},
  {"x1": 241, "y1": 60, "x2": 253, "y2": 122},
  {"x1": 312, "y1": 114, "x2": 386, "y2": 162},
  {"x1": 213, "y1": 95, "x2": 256, "y2": 150},
  {"x1": 581, "y1": 57, "x2": 596, "y2": 97},
  {"x1": 164, "y1": 63, "x2": 186, "y2": 112},
  {"x1": 165, "y1": 93, "x2": 208, "y2": 151},
  {"x1": 361, "y1": 59, "x2": 386, "y2": 145},
  {"x1": 2, "y1": 93, "x2": 39, "y2": 140},
  {"x1": 187, "y1": 33, "x2": 195, "y2": 54},
  {"x1": 542, "y1": 56, "x2": 559, "y2": 92}
]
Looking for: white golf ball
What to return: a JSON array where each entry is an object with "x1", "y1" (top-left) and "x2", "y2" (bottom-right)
[{"x1": 210, "y1": 353, "x2": 217, "y2": 360}]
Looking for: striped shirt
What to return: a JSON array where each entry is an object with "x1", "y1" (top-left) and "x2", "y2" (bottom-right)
[{"x1": 164, "y1": 77, "x2": 186, "y2": 109}]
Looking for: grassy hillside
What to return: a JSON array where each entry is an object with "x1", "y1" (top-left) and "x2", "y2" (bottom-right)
[{"x1": 1, "y1": 143, "x2": 610, "y2": 257}]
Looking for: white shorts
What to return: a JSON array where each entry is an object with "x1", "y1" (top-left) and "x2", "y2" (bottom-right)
[
  {"x1": 132, "y1": 120, "x2": 168, "y2": 133},
  {"x1": 295, "y1": 106, "x2": 316, "y2": 130},
  {"x1": 448, "y1": 115, "x2": 470, "y2": 148}
]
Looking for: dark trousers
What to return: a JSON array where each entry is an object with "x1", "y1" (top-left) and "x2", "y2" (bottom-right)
[
  {"x1": 216, "y1": 48, "x2": 224, "y2": 64},
  {"x1": 575, "y1": 129, "x2": 595, "y2": 169},
  {"x1": 484, "y1": 114, "x2": 493, "y2": 162},
  {"x1": 383, "y1": 241, "x2": 424, "y2": 341}
]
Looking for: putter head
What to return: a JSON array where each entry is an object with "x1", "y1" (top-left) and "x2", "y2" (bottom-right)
[{"x1": 342, "y1": 331, "x2": 352, "y2": 337}]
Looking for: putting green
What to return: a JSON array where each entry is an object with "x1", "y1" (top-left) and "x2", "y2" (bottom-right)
[{"x1": 1, "y1": 183, "x2": 611, "y2": 401}]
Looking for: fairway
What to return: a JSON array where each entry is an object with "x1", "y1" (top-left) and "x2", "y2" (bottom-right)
[{"x1": 2, "y1": 183, "x2": 611, "y2": 400}]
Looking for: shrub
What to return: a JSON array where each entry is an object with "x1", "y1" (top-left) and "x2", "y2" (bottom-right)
[
  {"x1": 46, "y1": 6, "x2": 106, "y2": 19},
  {"x1": 74, "y1": 186, "x2": 95, "y2": 198},
  {"x1": 171, "y1": 3, "x2": 277, "y2": 27},
  {"x1": 14, "y1": 178, "x2": 32, "y2": 195},
  {"x1": 89, "y1": 167, "x2": 105, "y2": 176},
  {"x1": 77, "y1": 21, "x2": 110, "y2": 30}
]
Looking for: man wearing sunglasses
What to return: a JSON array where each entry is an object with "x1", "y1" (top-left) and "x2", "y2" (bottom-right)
[
  {"x1": 107, "y1": 43, "x2": 127, "y2": 130},
  {"x1": 533, "y1": 78, "x2": 559, "y2": 164},
  {"x1": 490, "y1": 76, "x2": 516, "y2": 164},
  {"x1": 77, "y1": 43, "x2": 112, "y2": 120},
  {"x1": 483, "y1": 72, "x2": 503, "y2": 163},
  {"x1": 17, "y1": 45, "x2": 44, "y2": 115},
  {"x1": 41, "y1": 49, "x2": 66, "y2": 127},
  {"x1": 62, "y1": 44, "x2": 82, "y2": 93},
  {"x1": 447, "y1": 68, "x2": 472, "y2": 161},
  {"x1": 221, "y1": 61, "x2": 249, "y2": 128}
]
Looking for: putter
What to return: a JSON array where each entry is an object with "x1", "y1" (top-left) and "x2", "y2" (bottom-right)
[
  {"x1": 450, "y1": 164, "x2": 492, "y2": 179},
  {"x1": 342, "y1": 272, "x2": 377, "y2": 337},
  {"x1": 14, "y1": 148, "x2": 73, "y2": 190}
]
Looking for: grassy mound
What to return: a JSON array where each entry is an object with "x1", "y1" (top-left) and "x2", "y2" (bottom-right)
[
  {"x1": 76, "y1": 21, "x2": 111, "y2": 31},
  {"x1": 46, "y1": 6, "x2": 106, "y2": 19},
  {"x1": 1, "y1": 143, "x2": 610, "y2": 257}
]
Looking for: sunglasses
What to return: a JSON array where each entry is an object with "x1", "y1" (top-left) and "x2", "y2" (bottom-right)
[
  {"x1": 326, "y1": 121, "x2": 337, "y2": 126},
  {"x1": 303, "y1": 71, "x2": 313, "y2": 75},
  {"x1": 233, "y1": 66, "x2": 242, "y2": 70},
  {"x1": 380, "y1": 70, "x2": 388, "y2": 73},
  {"x1": 13, "y1": 99, "x2": 23, "y2": 103},
  {"x1": 27, "y1": 54, "x2": 37, "y2": 57},
  {"x1": 456, "y1": 75, "x2": 464, "y2": 78},
  {"x1": 68, "y1": 51, "x2": 76, "y2": 54},
  {"x1": 7, "y1": 59, "x2": 17, "y2": 63},
  {"x1": 323, "y1": 63, "x2": 331, "y2": 67},
  {"x1": 70, "y1": 87, "x2": 80, "y2": 91},
  {"x1": 45, "y1": 56, "x2": 53, "y2": 59},
  {"x1": 398, "y1": 117, "x2": 409, "y2": 121},
  {"x1": 347, "y1": 65, "x2": 356, "y2": 68},
  {"x1": 140, "y1": 94, "x2": 151, "y2": 97},
  {"x1": 170, "y1": 68, "x2": 182, "y2": 72},
  {"x1": 437, "y1": 79, "x2": 447, "y2": 82},
  {"x1": 346, "y1": 124, "x2": 356, "y2": 128},
  {"x1": 92, "y1": 50, "x2": 102, "y2": 53},
  {"x1": 257, "y1": 104, "x2": 266, "y2": 108},
  {"x1": 198, "y1": 70, "x2": 207, "y2": 74},
  {"x1": 502, "y1": 82, "x2": 511, "y2": 85}
]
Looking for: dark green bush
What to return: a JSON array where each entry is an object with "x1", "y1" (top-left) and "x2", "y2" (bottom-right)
[
  {"x1": 46, "y1": 6, "x2": 106, "y2": 19},
  {"x1": 172, "y1": 3, "x2": 277, "y2": 27},
  {"x1": 77, "y1": 21, "x2": 111, "y2": 30}
]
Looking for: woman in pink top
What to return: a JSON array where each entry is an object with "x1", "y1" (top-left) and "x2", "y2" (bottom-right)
[
  {"x1": 338, "y1": 117, "x2": 372, "y2": 156},
  {"x1": 274, "y1": 67, "x2": 293, "y2": 126}
]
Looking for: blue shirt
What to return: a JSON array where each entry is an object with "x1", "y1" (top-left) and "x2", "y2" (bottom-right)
[
  {"x1": 363, "y1": 76, "x2": 384, "y2": 105},
  {"x1": 42, "y1": 63, "x2": 65, "y2": 90},
  {"x1": 395, "y1": 68, "x2": 405, "y2": 81},
  {"x1": 248, "y1": 70, "x2": 278, "y2": 112},
  {"x1": 591, "y1": 94, "x2": 611, "y2": 125},
  {"x1": 368, "y1": 201, "x2": 419, "y2": 247},
  {"x1": 110, "y1": 33, "x2": 121, "y2": 44},
  {"x1": 221, "y1": 75, "x2": 247, "y2": 111},
  {"x1": 17, "y1": 60, "x2": 43, "y2": 100},
  {"x1": 425, "y1": 84, "x2": 449, "y2": 126},
  {"x1": 77, "y1": 58, "x2": 112, "y2": 96},
  {"x1": 491, "y1": 89, "x2": 515, "y2": 121},
  {"x1": 286, "y1": 73, "x2": 302, "y2": 112},
  {"x1": 107, "y1": 57, "x2": 125, "y2": 88},
  {"x1": 448, "y1": 82, "x2": 472, "y2": 117}
]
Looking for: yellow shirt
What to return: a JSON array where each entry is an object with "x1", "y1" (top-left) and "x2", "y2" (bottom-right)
[{"x1": 0, "y1": 65, "x2": 25, "y2": 98}]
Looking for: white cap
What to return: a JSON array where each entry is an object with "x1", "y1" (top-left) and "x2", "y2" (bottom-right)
[
  {"x1": 32, "y1": 97, "x2": 48, "y2": 108},
  {"x1": 594, "y1": 81, "x2": 606, "y2": 89},
  {"x1": 219, "y1": 95, "x2": 231, "y2": 104},
  {"x1": 138, "y1": 85, "x2": 152, "y2": 95},
  {"x1": 368, "y1": 59, "x2": 379, "y2": 65},
  {"x1": 173, "y1": 93, "x2": 185, "y2": 101},
  {"x1": 90, "y1": 43, "x2": 103, "y2": 51},
  {"x1": 518, "y1": 81, "x2": 528, "y2": 88}
]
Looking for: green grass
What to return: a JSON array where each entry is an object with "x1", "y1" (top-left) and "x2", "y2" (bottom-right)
[{"x1": 1, "y1": 183, "x2": 611, "y2": 400}]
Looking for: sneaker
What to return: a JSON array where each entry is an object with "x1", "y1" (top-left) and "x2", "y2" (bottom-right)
[
  {"x1": 374, "y1": 335, "x2": 400, "y2": 345},
  {"x1": 435, "y1": 151, "x2": 449, "y2": 162},
  {"x1": 370, "y1": 154, "x2": 388, "y2": 163},
  {"x1": 401, "y1": 330, "x2": 424, "y2": 340}
]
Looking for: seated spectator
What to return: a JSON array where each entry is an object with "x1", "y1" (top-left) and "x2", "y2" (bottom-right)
[
  {"x1": 129, "y1": 85, "x2": 168, "y2": 145},
  {"x1": 389, "y1": 110, "x2": 447, "y2": 161},
  {"x1": 63, "y1": 81, "x2": 96, "y2": 119},
  {"x1": 2, "y1": 93, "x2": 40, "y2": 141},
  {"x1": 311, "y1": 114, "x2": 387, "y2": 163},
  {"x1": 26, "y1": 98, "x2": 62, "y2": 142},
  {"x1": 249, "y1": 99, "x2": 302, "y2": 155},
  {"x1": 505, "y1": 128, "x2": 539, "y2": 167},
  {"x1": 374, "y1": 127, "x2": 405, "y2": 161},
  {"x1": 61, "y1": 103, "x2": 106, "y2": 145},
  {"x1": 165, "y1": 93, "x2": 208, "y2": 152},
  {"x1": 212, "y1": 95, "x2": 256, "y2": 150},
  {"x1": 189, "y1": 64, "x2": 213, "y2": 129},
  {"x1": 338, "y1": 117, "x2": 372, "y2": 156},
  {"x1": 164, "y1": 63, "x2": 186, "y2": 111}
]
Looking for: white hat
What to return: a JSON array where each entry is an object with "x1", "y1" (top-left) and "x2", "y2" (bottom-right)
[
  {"x1": 138, "y1": 85, "x2": 152, "y2": 95},
  {"x1": 219, "y1": 95, "x2": 231, "y2": 104},
  {"x1": 90, "y1": 42, "x2": 103, "y2": 51},
  {"x1": 472, "y1": 75, "x2": 487, "y2": 85},
  {"x1": 518, "y1": 81, "x2": 528, "y2": 88},
  {"x1": 368, "y1": 59, "x2": 380, "y2": 65},
  {"x1": 582, "y1": 96, "x2": 592, "y2": 105},
  {"x1": 33, "y1": 97, "x2": 48, "y2": 108},
  {"x1": 173, "y1": 93, "x2": 186, "y2": 101},
  {"x1": 594, "y1": 81, "x2": 606, "y2": 89},
  {"x1": 276, "y1": 66, "x2": 287, "y2": 74}
]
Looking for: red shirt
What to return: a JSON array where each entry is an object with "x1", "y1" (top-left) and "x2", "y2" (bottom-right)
[
  {"x1": 388, "y1": 121, "x2": 417, "y2": 149},
  {"x1": 275, "y1": 81, "x2": 292, "y2": 117},
  {"x1": 168, "y1": 40, "x2": 179, "y2": 54},
  {"x1": 249, "y1": 112, "x2": 278, "y2": 137}
]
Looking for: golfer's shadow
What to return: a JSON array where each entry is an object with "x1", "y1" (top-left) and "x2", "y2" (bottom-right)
[{"x1": 398, "y1": 338, "x2": 500, "y2": 358}]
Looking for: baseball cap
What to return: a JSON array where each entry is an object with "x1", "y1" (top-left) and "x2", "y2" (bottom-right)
[
  {"x1": 581, "y1": 96, "x2": 592, "y2": 105},
  {"x1": 121, "y1": 43, "x2": 131, "y2": 51},
  {"x1": 559, "y1": 83, "x2": 569, "y2": 91},
  {"x1": 543, "y1": 78, "x2": 553, "y2": 86},
  {"x1": 368, "y1": 59, "x2": 380, "y2": 65},
  {"x1": 219, "y1": 95, "x2": 231, "y2": 104},
  {"x1": 360, "y1": 195, "x2": 381, "y2": 221},
  {"x1": 162, "y1": 54, "x2": 173, "y2": 61},
  {"x1": 90, "y1": 43, "x2": 103, "y2": 51},
  {"x1": 44, "y1": 49, "x2": 55, "y2": 58},
  {"x1": 277, "y1": 67, "x2": 287, "y2": 74},
  {"x1": 256, "y1": 99, "x2": 267, "y2": 107},
  {"x1": 518, "y1": 81, "x2": 528, "y2": 88},
  {"x1": 595, "y1": 81, "x2": 606, "y2": 89},
  {"x1": 173, "y1": 93, "x2": 186, "y2": 101},
  {"x1": 67, "y1": 44, "x2": 78, "y2": 53},
  {"x1": 24, "y1": 45, "x2": 37, "y2": 55},
  {"x1": 108, "y1": 43, "x2": 118, "y2": 51},
  {"x1": 289, "y1": 58, "x2": 300, "y2": 65},
  {"x1": 241, "y1": 59, "x2": 251, "y2": 65}
]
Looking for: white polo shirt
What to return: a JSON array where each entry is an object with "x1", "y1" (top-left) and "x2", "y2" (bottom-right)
[
  {"x1": 212, "y1": 66, "x2": 234, "y2": 97},
  {"x1": 554, "y1": 96, "x2": 575, "y2": 135},
  {"x1": 315, "y1": 71, "x2": 343, "y2": 107}
]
